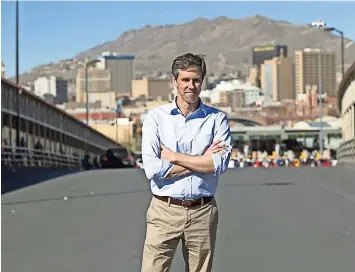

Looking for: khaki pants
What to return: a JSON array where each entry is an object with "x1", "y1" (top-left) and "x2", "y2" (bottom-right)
[{"x1": 141, "y1": 196, "x2": 219, "y2": 272}]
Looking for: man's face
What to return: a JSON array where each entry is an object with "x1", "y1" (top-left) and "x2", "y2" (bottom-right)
[{"x1": 172, "y1": 68, "x2": 203, "y2": 104}]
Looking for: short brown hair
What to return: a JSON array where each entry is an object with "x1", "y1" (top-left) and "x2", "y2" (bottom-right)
[{"x1": 172, "y1": 53, "x2": 207, "y2": 80}]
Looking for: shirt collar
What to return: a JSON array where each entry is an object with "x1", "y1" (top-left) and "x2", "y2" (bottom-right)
[{"x1": 170, "y1": 96, "x2": 207, "y2": 117}]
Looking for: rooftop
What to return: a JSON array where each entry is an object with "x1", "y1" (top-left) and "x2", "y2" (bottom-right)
[{"x1": 102, "y1": 55, "x2": 135, "y2": 60}]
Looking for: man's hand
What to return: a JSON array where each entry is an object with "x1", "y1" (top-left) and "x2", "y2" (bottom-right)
[
  {"x1": 160, "y1": 143, "x2": 176, "y2": 162},
  {"x1": 161, "y1": 140, "x2": 229, "y2": 178},
  {"x1": 161, "y1": 140, "x2": 227, "y2": 162},
  {"x1": 160, "y1": 140, "x2": 226, "y2": 162},
  {"x1": 204, "y1": 140, "x2": 228, "y2": 155}
]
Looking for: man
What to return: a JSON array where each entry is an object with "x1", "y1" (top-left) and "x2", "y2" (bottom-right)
[{"x1": 141, "y1": 53, "x2": 232, "y2": 272}]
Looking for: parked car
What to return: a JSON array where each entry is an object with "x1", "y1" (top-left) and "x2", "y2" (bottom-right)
[{"x1": 101, "y1": 147, "x2": 134, "y2": 169}]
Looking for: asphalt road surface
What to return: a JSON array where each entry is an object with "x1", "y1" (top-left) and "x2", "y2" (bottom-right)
[{"x1": 2, "y1": 167, "x2": 355, "y2": 272}]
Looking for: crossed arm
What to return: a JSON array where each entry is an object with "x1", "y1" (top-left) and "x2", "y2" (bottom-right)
[
  {"x1": 165, "y1": 164, "x2": 192, "y2": 179},
  {"x1": 161, "y1": 143, "x2": 218, "y2": 179},
  {"x1": 141, "y1": 112, "x2": 232, "y2": 181},
  {"x1": 162, "y1": 141, "x2": 224, "y2": 178}
]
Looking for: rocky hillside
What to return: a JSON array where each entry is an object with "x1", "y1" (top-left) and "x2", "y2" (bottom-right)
[{"x1": 15, "y1": 15, "x2": 355, "y2": 86}]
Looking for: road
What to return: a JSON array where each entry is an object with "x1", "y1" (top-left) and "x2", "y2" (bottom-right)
[{"x1": 2, "y1": 167, "x2": 355, "y2": 272}]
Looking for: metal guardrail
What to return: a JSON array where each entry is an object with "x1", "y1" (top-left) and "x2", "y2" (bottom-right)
[
  {"x1": 336, "y1": 138, "x2": 355, "y2": 164},
  {"x1": 2, "y1": 78, "x2": 119, "y2": 152},
  {"x1": 1, "y1": 145, "x2": 81, "y2": 169}
]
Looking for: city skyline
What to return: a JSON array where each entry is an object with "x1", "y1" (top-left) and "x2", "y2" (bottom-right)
[{"x1": 2, "y1": 1, "x2": 355, "y2": 77}]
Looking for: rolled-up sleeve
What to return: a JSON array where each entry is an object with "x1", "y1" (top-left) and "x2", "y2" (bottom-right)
[
  {"x1": 211, "y1": 113, "x2": 232, "y2": 176},
  {"x1": 141, "y1": 112, "x2": 174, "y2": 180}
]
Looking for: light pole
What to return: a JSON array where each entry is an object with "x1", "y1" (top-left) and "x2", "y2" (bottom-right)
[
  {"x1": 15, "y1": 0, "x2": 20, "y2": 148},
  {"x1": 83, "y1": 59, "x2": 100, "y2": 154},
  {"x1": 85, "y1": 59, "x2": 100, "y2": 125},
  {"x1": 318, "y1": 51, "x2": 324, "y2": 157},
  {"x1": 320, "y1": 26, "x2": 344, "y2": 158},
  {"x1": 324, "y1": 27, "x2": 345, "y2": 78}
]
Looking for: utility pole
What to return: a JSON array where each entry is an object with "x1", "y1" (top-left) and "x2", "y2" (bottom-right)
[
  {"x1": 16, "y1": 0, "x2": 20, "y2": 148},
  {"x1": 318, "y1": 51, "x2": 324, "y2": 157}
]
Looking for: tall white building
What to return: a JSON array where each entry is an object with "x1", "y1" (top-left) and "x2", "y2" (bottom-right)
[
  {"x1": 34, "y1": 76, "x2": 68, "y2": 104},
  {"x1": 244, "y1": 89, "x2": 261, "y2": 106},
  {"x1": 208, "y1": 79, "x2": 261, "y2": 105},
  {"x1": 34, "y1": 76, "x2": 57, "y2": 97}
]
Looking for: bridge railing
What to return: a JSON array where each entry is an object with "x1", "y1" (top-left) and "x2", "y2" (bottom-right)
[
  {"x1": 1, "y1": 78, "x2": 119, "y2": 153},
  {"x1": 1, "y1": 145, "x2": 81, "y2": 169},
  {"x1": 336, "y1": 138, "x2": 355, "y2": 164}
]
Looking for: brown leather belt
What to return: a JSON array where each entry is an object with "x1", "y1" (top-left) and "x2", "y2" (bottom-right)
[{"x1": 153, "y1": 195, "x2": 213, "y2": 207}]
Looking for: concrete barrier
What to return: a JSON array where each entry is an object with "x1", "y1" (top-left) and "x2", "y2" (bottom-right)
[{"x1": 1, "y1": 167, "x2": 80, "y2": 194}]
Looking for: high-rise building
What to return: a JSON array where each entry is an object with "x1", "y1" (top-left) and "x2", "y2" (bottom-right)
[
  {"x1": 132, "y1": 77, "x2": 172, "y2": 100},
  {"x1": 103, "y1": 55, "x2": 135, "y2": 95},
  {"x1": 34, "y1": 76, "x2": 68, "y2": 104},
  {"x1": 219, "y1": 90, "x2": 245, "y2": 109},
  {"x1": 252, "y1": 45, "x2": 288, "y2": 67},
  {"x1": 76, "y1": 68, "x2": 111, "y2": 103},
  {"x1": 34, "y1": 76, "x2": 57, "y2": 97},
  {"x1": 55, "y1": 78, "x2": 69, "y2": 105},
  {"x1": 294, "y1": 48, "x2": 336, "y2": 96},
  {"x1": 247, "y1": 66, "x2": 260, "y2": 87},
  {"x1": 260, "y1": 55, "x2": 294, "y2": 103},
  {"x1": 76, "y1": 54, "x2": 134, "y2": 106}
]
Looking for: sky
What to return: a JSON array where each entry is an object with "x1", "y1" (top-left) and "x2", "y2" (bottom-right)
[{"x1": 1, "y1": 1, "x2": 355, "y2": 77}]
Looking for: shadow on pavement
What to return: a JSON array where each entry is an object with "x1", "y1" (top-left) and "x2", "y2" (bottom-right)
[
  {"x1": 1, "y1": 167, "x2": 80, "y2": 194},
  {"x1": 2, "y1": 188, "x2": 150, "y2": 206}
]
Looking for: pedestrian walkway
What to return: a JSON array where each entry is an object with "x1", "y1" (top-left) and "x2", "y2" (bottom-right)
[{"x1": 2, "y1": 167, "x2": 355, "y2": 272}]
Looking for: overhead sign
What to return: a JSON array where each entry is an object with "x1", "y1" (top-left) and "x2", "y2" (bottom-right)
[{"x1": 253, "y1": 46, "x2": 275, "y2": 52}]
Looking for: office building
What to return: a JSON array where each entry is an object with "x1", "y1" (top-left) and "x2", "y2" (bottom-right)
[
  {"x1": 219, "y1": 90, "x2": 245, "y2": 109},
  {"x1": 132, "y1": 77, "x2": 172, "y2": 100},
  {"x1": 103, "y1": 55, "x2": 135, "y2": 95},
  {"x1": 76, "y1": 68, "x2": 111, "y2": 103},
  {"x1": 248, "y1": 66, "x2": 260, "y2": 87},
  {"x1": 260, "y1": 56, "x2": 294, "y2": 103},
  {"x1": 55, "y1": 78, "x2": 69, "y2": 104},
  {"x1": 34, "y1": 76, "x2": 68, "y2": 104},
  {"x1": 252, "y1": 45, "x2": 288, "y2": 67},
  {"x1": 294, "y1": 48, "x2": 336, "y2": 96}
]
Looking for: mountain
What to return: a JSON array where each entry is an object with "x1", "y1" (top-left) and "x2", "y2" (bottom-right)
[{"x1": 14, "y1": 15, "x2": 355, "y2": 86}]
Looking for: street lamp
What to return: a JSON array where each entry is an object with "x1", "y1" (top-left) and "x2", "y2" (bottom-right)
[
  {"x1": 319, "y1": 26, "x2": 344, "y2": 158},
  {"x1": 324, "y1": 27, "x2": 345, "y2": 77},
  {"x1": 15, "y1": 0, "x2": 20, "y2": 147},
  {"x1": 85, "y1": 59, "x2": 100, "y2": 125},
  {"x1": 317, "y1": 51, "x2": 324, "y2": 157}
]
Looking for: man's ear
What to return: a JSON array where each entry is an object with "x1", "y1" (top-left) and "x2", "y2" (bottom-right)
[{"x1": 172, "y1": 75, "x2": 178, "y2": 88}]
